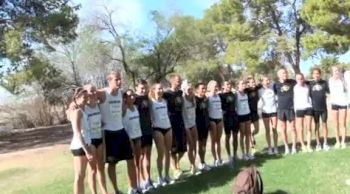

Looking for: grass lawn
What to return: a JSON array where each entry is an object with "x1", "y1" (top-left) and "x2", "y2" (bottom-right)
[{"x1": 1, "y1": 120, "x2": 350, "y2": 194}]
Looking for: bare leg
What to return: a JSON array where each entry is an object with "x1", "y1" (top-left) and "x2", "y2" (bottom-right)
[
  {"x1": 332, "y1": 110, "x2": 340, "y2": 144},
  {"x1": 73, "y1": 156, "x2": 87, "y2": 194},
  {"x1": 209, "y1": 122, "x2": 217, "y2": 161},
  {"x1": 339, "y1": 109, "x2": 347, "y2": 145},
  {"x1": 216, "y1": 121, "x2": 223, "y2": 161}
]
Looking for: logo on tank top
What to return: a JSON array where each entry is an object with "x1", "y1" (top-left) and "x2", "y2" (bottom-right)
[
  {"x1": 142, "y1": 100, "x2": 149, "y2": 108},
  {"x1": 227, "y1": 95, "x2": 233, "y2": 103},
  {"x1": 281, "y1": 85, "x2": 290, "y2": 92},
  {"x1": 312, "y1": 84, "x2": 322, "y2": 91},
  {"x1": 175, "y1": 96, "x2": 183, "y2": 105},
  {"x1": 200, "y1": 102, "x2": 207, "y2": 109},
  {"x1": 250, "y1": 92, "x2": 256, "y2": 98}
]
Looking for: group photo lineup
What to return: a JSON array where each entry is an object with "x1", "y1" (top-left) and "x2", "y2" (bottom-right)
[{"x1": 1, "y1": 0, "x2": 350, "y2": 194}]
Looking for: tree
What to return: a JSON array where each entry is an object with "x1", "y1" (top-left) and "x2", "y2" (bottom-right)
[
  {"x1": 136, "y1": 11, "x2": 217, "y2": 83},
  {"x1": 94, "y1": 5, "x2": 142, "y2": 86},
  {"x1": 0, "y1": 0, "x2": 79, "y2": 71},
  {"x1": 301, "y1": 0, "x2": 350, "y2": 56},
  {"x1": 204, "y1": 0, "x2": 312, "y2": 74}
]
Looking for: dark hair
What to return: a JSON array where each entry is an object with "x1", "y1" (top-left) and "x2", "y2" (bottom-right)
[
  {"x1": 73, "y1": 87, "x2": 87, "y2": 99},
  {"x1": 195, "y1": 82, "x2": 206, "y2": 89},
  {"x1": 123, "y1": 89, "x2": 134, "y2": 99},
  {"x1": 221, "y1": 80, "x2": 232, "y2": 86},
  {"x1": 312, "y1": 67, "x2": 321, "y2": 74},
  {"x1": 136, "y1": 79, "x2": 148, "y2": 86}
]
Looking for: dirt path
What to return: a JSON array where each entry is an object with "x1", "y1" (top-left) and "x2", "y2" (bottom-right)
[{"x1": 0, "y1": 124, "x2": 72, "y2": 154}]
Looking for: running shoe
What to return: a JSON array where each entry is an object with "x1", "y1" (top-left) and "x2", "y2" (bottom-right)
[
  {"x1": 315, "y1": 144, "x2": 322, "y2": 152},
  {"x1": 267, "y1": 147, "x2": 274, "y2": 155},
  {"x1": 323, "y1": 143, "x2": 330, "y2": 151}
]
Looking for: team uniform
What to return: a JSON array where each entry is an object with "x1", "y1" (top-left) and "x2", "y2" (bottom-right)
[
  {"x1": 273, "y1": 79, "x2": 297, "y2": 122},
  {"x1": 99, "y1": 89, "x2": 133, "y2": 163},
  {"x1": 220, "y1": 92, "x2": 239, "y2": 134},
  {"x1": 328, "y1": 78, "x2": 348, "y2": 110},
  {"x1": 182, "y1": 97, "x2": 196, "y2": 129},
  {"x1": 258, "y1": 86, "x2": 277, "y2": 118},
  {"x1": 70, "y1": 109, "x2": 91, "y2": 156},
  {"x1": 195, "y1": 96, "x2": 210, "y2": 141},
  {"x1": 163, "y1": 90, "x2": 187, "y2": 153},
  {"x1": 309, "y1": 80, "x2": 329, "y2": 124},
  {"x1": 293, "y1": 84, "x2": 313, "y2": 118},
  {"x1": 85, "y1": 105, "x2": 103, "y2": 147},
  {"x1": 135, "y1": 95, "x2": 153, "y2": 147},
  {"x1": 150, "y1": 99, "x2": 172, "y2": 134},
  {"x1": 208, "y1": 94, "x2": 223, "y2": 123},
  {"x1": 246, "y1": 87, "x2": 261, "y2": 122},
  {"x1": 123, "y1": 106, "x2": 142, "y2": 143},
  {"x1": 235, "y1": 92, "x2": 251, "y2": 123}
]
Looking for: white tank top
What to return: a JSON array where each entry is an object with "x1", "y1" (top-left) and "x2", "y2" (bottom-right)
[
  {"x1": 151, "y1": 99, "x2": 171, "y2": 129},
  {"x1": 123, "y1": 106, "x2": 142, "y2": 139},
  {"x1": 182, "y1": 97, "x2": 196, "y2": 129},
  {"x1": 85, "y1": 105, "x2": 102, "y2": 139},
  {"x1": 344, "y1": 71, "x2": 350, "y2": 103},
  {"x1": 99, "y1": 89, "x2": 124, "y2": 131},
  {"x1": 208, "y1": 94, "x2": 223, "y2": 119},
  {"x1": 329, "y1": 78, "x2": 347, "y2": 106},
  {"x1": 70, "y1": 110, "x2": 91, "y2": 150},
  {"x1": 293, "y1": 85, "x2": 312, "y2": 110},
  {"x1": 258, "y1": 87, "x2": 277, "y2": 114},
  {"x1": 236, "y1": 92, "x2": 250, "y2": 116}
]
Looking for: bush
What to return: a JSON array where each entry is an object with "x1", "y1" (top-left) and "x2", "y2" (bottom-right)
[{"x1": 0, "y1": 97, "x2": 67, "y2": 130}]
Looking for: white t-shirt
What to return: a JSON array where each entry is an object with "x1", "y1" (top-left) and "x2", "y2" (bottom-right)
[
  {"x1": 182, "y1": 97, "x2": 196, "y2": 129},
  {"x1": 293, "y1": 84, "x2": 312, "y2": 110},
  {"x1": 151, "y1": 99, "x2": 171, "y2": 129},
  {"x1": 236, "y1": 92, "x2": 250, "y2": 116},
  {"x1": 208, "y1": 94, "x2": 223, "y2": 119},
  {"x1": 123, "y1": 106, "x2": 142, "y2": 139},
  {"x1": 85, "y1": 105, "x2": 102, "y2": 139},
  {"x1": 344, "y1": 70, "x2": 350, "y2": 103},
  {"x1": 328, "y1": 77, "x2": 347, "y2": 106},
  {"x1": 70, "y1": 110, "x2": 91, "y2": 150},
  {"x1": 99, "y1": 89, "x2": 124, "y2": 131},
  {"x1": 258, "y1": 87, "x2": 277, "y2": 114}
]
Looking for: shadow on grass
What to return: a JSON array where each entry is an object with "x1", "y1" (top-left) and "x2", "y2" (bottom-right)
[
  {"x1": 265, "y1": 190, "x2": 289, "y2": 194},
  {"x1": 151, "y1": 153, "x2": 283, "y2": 194}
]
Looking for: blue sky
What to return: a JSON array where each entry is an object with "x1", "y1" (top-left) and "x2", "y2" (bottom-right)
[{"x1": 71, "y1": 0, "x2": 350, "y2": 74}]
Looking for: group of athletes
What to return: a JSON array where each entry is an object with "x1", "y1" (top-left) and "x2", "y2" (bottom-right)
[{"x1": 66, "y1": 66, "x2": 350, "y2": 194}]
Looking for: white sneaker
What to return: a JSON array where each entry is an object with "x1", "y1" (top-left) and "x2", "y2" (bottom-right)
[
  {"x1": 307, "y1": 146, "x2": 313, "y2": 153},
  {"x1": 217, "y1": 159, "x2": 224, "y2": 166},
  {"x1": 341, "y1": 143, "x2": 347, "y2": 149},
  {"x1": 199, "y1": 163, "x2": 211, "y2": 171},
  {"x1": 291, "y1": 147, "x2": 297, "y2": 155},
  {"x1": 203, "y1": 163, "x2": 211, "y2": 171},
  {"x1": 128, "y1": 188, "x2": 140, "y2": 194},
  {"x1": 157, "y1": 177, "x2": 166, "y2": 187},
  {"x1": 323, "y1": 144, "x2": 330, "y2": 151},
  {"x1": 284, "y1": 146, "x2": 290, "y2": 155},
  {"x1": 273, "y1": 147, "x2": 279, "y2": 154},
  {"x1": 267, "y1": 148, "x2": 274, "y2": 155},
  {"x1": 243, "y1": 154, "x2": 250, "y2": 161},
  {"x1": 247, "y1": 154, "x2": 255, "y2": 160},
  {"x1": 164, "y1": 176, "x2": 174, "y2": 185},
  {"x1": 315, "y1": 144, "x2": 322, "y2": 152}
]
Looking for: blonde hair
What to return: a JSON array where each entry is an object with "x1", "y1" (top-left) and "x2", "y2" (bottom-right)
[
  {"x1": 207, "y1": 80, "x2": 217, "y2": 93},
  {"x1": 107, "y1": 71, "x2": 121, "y2": 81},
  {"x1": 148, "y1": 83, "x2": 162, "y2": 100}
]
